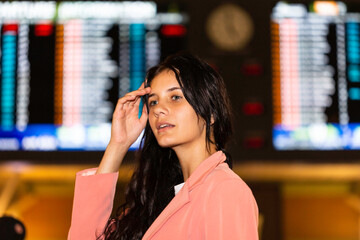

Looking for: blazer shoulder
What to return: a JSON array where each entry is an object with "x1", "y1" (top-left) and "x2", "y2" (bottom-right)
[
  {"x1": 207, "y1": 166, "x2": 256, "y2": 205},
  {"x1": 208, "y1": 162, "x2": 241, "y2": 182},
  {"x1": 204, "y1": 163, "x2": 252, "y2": 193}
]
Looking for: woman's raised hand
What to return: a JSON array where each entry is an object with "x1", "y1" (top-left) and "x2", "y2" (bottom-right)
[
  {"x1": 97, "y1": 83, "x2": 151, "y2": 174},
  {"x1": 110, "y1": 83, "x2": 151, "y2": 148}
]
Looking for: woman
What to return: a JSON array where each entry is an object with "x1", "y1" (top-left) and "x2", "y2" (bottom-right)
[{"x1": 68, "y1": 53, "x2": 258, "y2": 240}]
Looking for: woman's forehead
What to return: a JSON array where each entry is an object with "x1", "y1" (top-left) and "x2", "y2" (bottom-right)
[{"x1": 149, "y1": 70, "x2": 179, "y2": 88}]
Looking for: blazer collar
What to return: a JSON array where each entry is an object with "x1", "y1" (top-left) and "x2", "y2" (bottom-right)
[
  {"x1": 142, "y1": 150, "x2": 226, "y2": 239},
  {"x1": 186, "y1": 150, "x2": 226, "y2": 192}
]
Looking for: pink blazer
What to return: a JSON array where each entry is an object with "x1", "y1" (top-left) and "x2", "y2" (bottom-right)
[{"x1": 68, "y1": 151, "x2": 259, "y2": 239}]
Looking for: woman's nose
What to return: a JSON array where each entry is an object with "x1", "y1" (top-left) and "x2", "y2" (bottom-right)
[{"x1": 153, "y1": 102, "x2": 169, "y2": 117}]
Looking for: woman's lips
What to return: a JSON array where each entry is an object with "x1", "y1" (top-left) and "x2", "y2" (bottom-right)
[
  {"x1": 158, "y1": 125, "x2": 174, "y2": 132},
  {"x1": 156, "y1": 122, "x2": 175, "y2": 132}
]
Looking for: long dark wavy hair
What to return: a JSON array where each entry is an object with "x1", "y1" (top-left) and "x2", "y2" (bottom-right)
[{"x1": 101, "y1": 52, "x2": 233, "y2": 239}]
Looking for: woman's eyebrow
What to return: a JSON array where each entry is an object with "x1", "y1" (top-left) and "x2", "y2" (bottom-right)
[
  {"x1": 148, "y1": 87, "x2": 181, "y2": 98},
  {"x1": 167, "y1": 87, "x2": 181, "y2": 92}
]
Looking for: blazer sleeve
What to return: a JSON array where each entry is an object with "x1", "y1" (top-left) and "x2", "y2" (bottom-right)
[
  {"x1": 204, "y1": 179, "x2": 259, "y2": 240},
  {"x1": 68, "y1": 168, "x2": 119, "y2": 240}
]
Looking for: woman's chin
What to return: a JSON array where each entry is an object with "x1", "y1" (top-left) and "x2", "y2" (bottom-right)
[
  {"x1": 157, "y1": 142, "x2": 174, "y2": 149},
  {"x1": 156, "y1": 138, "x2": 178, "y2": 149}
]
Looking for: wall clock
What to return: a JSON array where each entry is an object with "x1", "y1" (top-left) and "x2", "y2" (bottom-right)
[{"x1": 206, "y1": 3, "x2": 254, "y2": 51}]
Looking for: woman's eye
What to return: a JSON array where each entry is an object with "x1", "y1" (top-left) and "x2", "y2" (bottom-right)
[
  {"x1": 149, "y1": 100, "x2": 157, "y2": 106},
  {"x1": 172, "y1": 95, "x2": 182, "y2": 101}
]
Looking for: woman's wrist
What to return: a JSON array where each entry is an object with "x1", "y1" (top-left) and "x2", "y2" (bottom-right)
[{"x1": 96, "y1": 142, "x2": 129, "y2": 174}]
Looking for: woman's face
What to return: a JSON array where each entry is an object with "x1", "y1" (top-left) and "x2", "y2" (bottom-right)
[{"x1": 147, "y1": 69, "x2": 207, "y2": 150}]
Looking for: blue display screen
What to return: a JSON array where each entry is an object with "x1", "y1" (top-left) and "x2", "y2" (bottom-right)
[
  {"x1": 0, "y1": 124, "x2": 144, "y2": 151},
  {"x1": 271, "y1": 1, "x2": 360, "y2": 150},
  {"x1": 0, "y1": 1, "x2": 187, "y2": 151}
]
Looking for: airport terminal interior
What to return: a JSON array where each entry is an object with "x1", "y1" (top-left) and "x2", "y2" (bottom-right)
[{"x1": 1, "y1": 0, "x2": 360, "y2": 239}]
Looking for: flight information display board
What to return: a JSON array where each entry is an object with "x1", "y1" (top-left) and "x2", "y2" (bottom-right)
[
  {"x1": 271, "y1": 1, "x2": 360, "y2": 150},
  {"x1": 0, "y1": 1, "x2": 187, "y2": 151}
]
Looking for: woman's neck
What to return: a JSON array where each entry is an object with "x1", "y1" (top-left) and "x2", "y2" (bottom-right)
[{"x1": 173, "y1": 143, "x2": 217, "y2": 181}]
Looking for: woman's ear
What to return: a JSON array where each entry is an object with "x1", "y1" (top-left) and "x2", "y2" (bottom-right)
[{"x1": 210, "y1": 114, "x2": 215, "y2": 126}]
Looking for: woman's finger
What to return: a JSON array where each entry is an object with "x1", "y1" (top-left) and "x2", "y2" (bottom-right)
[
  {"x1": 139, "y1": 103, "x2": 148, "y2": 125},
  {"x1": 114, "y1": 86, "x2": 151, "y2": 114},
  {"x1": 129, "y1": 86, "x2": 151, "y2": 97},
  {"x1": 122, "y1": 89, "x2": 147, "y2": 102},
  {"x1": 134, "y1": 95, "x2": 142, "y2": 107},
  {"x1": 119, "y1": 94, "x2": 136, "y2": 103},
  {"x1": 123, "y1": 100, "x2": 131, "y2": 110},
  {"x1": 129, "y1": 95, "x2": 140, "y2": 107},
  {"x1": 114, "y1": 95, "x2": 136, "y2": 115},
  {"x1": 138, "y1": 82, "x2": 145, "y2": 90}
]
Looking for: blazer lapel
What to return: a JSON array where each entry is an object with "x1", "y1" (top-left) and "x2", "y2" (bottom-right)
[
  {"x1": 142, "y1": 183, "x2": 190, "y2": 239},
  {"x1": 142, "y1": 151, "x2": 226, "y2": 239},
  {"x1": 187, "y1": 151, "x2": 226, "y2": 191}
]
